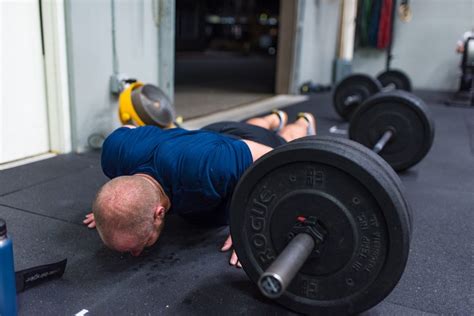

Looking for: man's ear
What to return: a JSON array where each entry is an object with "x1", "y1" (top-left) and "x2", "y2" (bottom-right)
[{"x1": 153, "y1": 205, "x2": 166, "y2": 222}]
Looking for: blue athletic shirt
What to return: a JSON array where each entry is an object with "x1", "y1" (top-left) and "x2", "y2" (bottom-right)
[{"x1": 101, "y1": 126, "x2": 253, "y2": 220}]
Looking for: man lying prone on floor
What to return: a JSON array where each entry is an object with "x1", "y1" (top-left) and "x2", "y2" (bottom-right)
[{"x1": 83, "y1": 111, "x2": 316, "y2": 267}]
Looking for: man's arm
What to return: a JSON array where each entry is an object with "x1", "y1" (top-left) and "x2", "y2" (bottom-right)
[
  {"x1": 221, "y1": 139, "x2": 273, "y2": 268},
  {"x1": 242, "y1": 139, "x2": 273, "y2": 162},
  {"x1": 221, "y1": 140, "x2": 274, "y2": 268},
  {"x1": 83, "y1": 125, "x2": 136, "y2": 228}
]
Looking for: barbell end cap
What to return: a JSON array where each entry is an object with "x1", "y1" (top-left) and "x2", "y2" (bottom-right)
[{"x1": 258, "y1": 272, "x2": 284, "y2": 299}]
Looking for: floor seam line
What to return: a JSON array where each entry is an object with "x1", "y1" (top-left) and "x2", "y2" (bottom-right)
[
  {"x1": 0, "y1": 203, "x2": 82, "y2": 226},
  {"x1": 385, "y1": 300, "x2": 439, "y2": 315},
  {"x1": 0, "y1": 166, "x2": 92, "y2": 197}
]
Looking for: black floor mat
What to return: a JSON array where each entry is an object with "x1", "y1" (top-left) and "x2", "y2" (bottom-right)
[{"x1": 0, "y1": 91, "x2": 472, "y2": 315}]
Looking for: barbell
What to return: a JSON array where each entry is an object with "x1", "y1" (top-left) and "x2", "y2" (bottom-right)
[
  {"x1": 229, "y1": 136, "x2": 412, "y2": 315},
  {"x1": 377, "y1": 70, "x2": 412, "y2": 92},
  {"x1": 348, "y1": 90, "x2": 435, "y2": 171},
  {"x1": 333, "y1": 70, "x2": 412, "y2": 121}
]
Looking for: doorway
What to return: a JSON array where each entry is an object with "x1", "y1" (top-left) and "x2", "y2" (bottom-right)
[
  {"x1": 174, "y1": 0, "x2": 280, "y2": 119},
  {"x1": 0, "y1": 0, "x2": 50, "y2": 164}
]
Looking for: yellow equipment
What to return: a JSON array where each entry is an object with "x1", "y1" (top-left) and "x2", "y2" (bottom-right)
[{"x1": 118, "y1": 82, "x2": 177, "y2": 128}]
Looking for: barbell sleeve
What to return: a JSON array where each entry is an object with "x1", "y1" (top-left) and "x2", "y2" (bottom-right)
[
  {"x1": 381, "y1": 83, "x2": 397, "y2": 92},
  {"x1": 372, "y1": 130, "x2": 394, "y2": 154},
  {"x1": 344, "y1": 95, "x2": 362, "y2": 106},
  {"x1": 258, "y1": 233, "x2": 315, "y2": 299}
]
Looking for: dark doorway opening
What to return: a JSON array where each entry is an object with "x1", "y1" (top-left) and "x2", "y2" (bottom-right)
[{"x1": 175, "y1": 0, "x2": 280, "y2": 119}]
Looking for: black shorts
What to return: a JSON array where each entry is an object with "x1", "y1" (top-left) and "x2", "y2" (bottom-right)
[{"x1": 201, "y1": 121, "x2": 287, "y2": 148}]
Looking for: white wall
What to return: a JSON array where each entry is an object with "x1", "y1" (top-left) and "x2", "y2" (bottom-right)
[
  {"x1": 295, "y1": 0, "x2": 473, "y2": 91},
  {"x1": 352, "y1": 0, "x2": 474, "y2": 91},
  {"x1": 297, "y1": 0, "x2": 341, "y2": 89},
  {"x1": 0, "y1": 0, "x2": 50, "y2": 163},
  {"x1": 65, "y1": 0, "x2": 173, "y2": 152}
]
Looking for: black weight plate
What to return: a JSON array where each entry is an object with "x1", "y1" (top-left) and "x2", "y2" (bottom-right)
[
  {"x1": 333, "y1": 74, "x2": 382, "y2": 121},
  {"x1": 349, "y1": 90, "x2": 435, "y2": 171},
  {"x1": 230, "y1": 138, "x2": 411, "y2": 315},
  {"x1": 377, "y1": 70, "x2": 412, "y2": 92},
  {"x1": 131, "y1": 84, "x2": 176, "y2": 127},
  {"x1": 292, "y1": 136, "x2": 412, "y2": 236}
]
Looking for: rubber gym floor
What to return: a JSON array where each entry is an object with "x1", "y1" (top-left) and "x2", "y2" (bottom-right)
[{"x1": 0, "y1": 91, "x2": 472, "y2": 315}]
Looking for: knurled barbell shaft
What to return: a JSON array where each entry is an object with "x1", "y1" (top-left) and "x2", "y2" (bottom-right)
[
  {"x1": 372, "y1": 130, "x2": 394, "y2": 154},
  {"x1": 258, "y1": 233, "x2": 315, "y2": 299}
]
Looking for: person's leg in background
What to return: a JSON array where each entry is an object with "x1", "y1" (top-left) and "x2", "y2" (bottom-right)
[
  {"x1": 201, "y1": 110, "x2": 316, "y2": 161},
  {"x1": 244, "y1": 110, "x2": 316, "y2": 141},
  {"x1": 245, "y1": 110, "x2": 288, "y2": 132},
  {"x1": 277, "y1": 112, "x2": 316, "y2": 142},
  {"x1": 243, "y1": 112, "x2": 317, "y2": 161}
]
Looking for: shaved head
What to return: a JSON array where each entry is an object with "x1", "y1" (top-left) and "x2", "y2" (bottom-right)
[{"x1": 92, "y1": 175, "x2": 162, "y2": 251}]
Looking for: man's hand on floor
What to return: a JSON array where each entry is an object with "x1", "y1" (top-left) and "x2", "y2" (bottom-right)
[
  {"x1": 221, "y1": 234, "x2": 242, "y2": 268},
  {"x1": 83, "y1": 212, "x2": 96, "y2": 229}
]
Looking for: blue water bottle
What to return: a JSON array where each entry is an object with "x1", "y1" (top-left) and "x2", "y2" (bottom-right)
[{"x1": 0, "y1": 218, "x2": 17, "y2": 316}]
